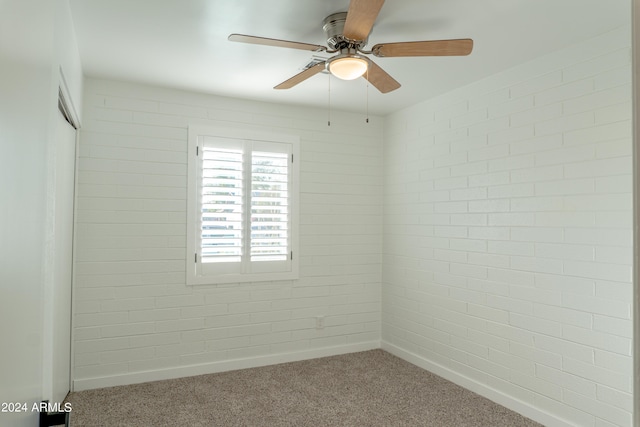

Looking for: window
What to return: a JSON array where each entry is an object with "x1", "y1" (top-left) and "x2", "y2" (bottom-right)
[{"x1": 186, "y1": 125, "x2": 299, "y2": 285}]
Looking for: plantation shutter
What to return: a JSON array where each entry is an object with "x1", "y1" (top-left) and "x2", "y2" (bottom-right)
[
  {"x1": 200, "y1": 141, "x2": 244, "y2": 263},
  {"x1": 195, "y1": 136, "x2": 293, "y2": 280},
  {"x1": 250, "y1": 147, "x2": 289, "y2": 262}
]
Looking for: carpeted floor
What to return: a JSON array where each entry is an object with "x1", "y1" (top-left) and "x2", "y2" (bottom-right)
[{"x1": 65, "y1": 350, "x2": 542, "y2": 426}]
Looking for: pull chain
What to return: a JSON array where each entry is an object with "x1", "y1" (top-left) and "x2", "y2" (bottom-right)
[
  {"x1": 365, "y1": 67, "x2": 370, "y2": 124},
  {"x1": 327, "y1": 73, "x2": 331, "y2": 127}
]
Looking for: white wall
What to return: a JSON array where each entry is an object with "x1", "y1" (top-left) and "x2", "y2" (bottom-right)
[
  {"x1": 382, "y1": 26, "x2": 632, "y2": 427},
  {"x1": 0, "y1": 0, "x2": 82, "y2": 425},
  {"x1": 72, "y1": 78, "x2": 382, "y2": 390}
]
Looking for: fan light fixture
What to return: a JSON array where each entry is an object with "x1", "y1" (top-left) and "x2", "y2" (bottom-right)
[{"x1": 328, "y1": 55, "x2": 368, "y2": 80}]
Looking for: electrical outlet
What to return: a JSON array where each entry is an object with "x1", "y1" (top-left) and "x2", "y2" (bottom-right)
[{"x1": 315, "y1": 316, "x2": 325, "y2": 329}]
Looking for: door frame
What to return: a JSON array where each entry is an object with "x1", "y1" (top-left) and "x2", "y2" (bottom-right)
[
  {"x1": 42, "y1": 67, "x2": 81, "y2": 402},
  {"x1": 58, "y1": 68, "x2": 81, "y2": 397}
]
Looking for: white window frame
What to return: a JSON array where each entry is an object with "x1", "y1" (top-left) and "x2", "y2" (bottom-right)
[{"x1": 186, "y1": 125, "x2": 299, "y2": 285}]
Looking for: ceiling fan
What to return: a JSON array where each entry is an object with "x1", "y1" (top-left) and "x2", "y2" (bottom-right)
[{"x1": 228, "y1": 0, "x2": 473, "y2": 94}]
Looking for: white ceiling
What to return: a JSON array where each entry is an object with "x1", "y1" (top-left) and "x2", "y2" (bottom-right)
[{"x1": 68, "y1": 0, "x2": 630, "y2": 116}]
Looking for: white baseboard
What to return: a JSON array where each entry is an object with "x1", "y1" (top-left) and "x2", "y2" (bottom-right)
[
  {"x1": 73, "y1": 340, "x2": 380, "y2": 391},
  {"x1": 382, "y1": 341, "x2": 576, "y2": 427}
]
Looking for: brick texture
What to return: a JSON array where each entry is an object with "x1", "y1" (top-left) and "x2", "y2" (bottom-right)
[
  {"x1": 74, "y1": 79, "x2": 383, "y2": 384},
  {"x1": 382, "y1": 27, "x2": 632, "y2": 427}
]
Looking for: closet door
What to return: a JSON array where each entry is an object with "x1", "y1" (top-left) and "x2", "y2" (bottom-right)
[{"x1": 50, "y1": 104, "x2": 76, "y2": 404}]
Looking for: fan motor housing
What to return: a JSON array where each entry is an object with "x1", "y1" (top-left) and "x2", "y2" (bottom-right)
[{"x1": 322, "y1": 12, "x2": 367, "y2": 49}]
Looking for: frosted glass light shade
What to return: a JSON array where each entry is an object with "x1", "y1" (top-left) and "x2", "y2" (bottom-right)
[{"x1": 328, "y1": 56, "x2": 368, "y2": 80}]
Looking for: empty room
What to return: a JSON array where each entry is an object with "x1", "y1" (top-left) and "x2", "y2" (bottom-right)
[{"x1": 1, "y1": 0, "x2": 636, "y2": 426}]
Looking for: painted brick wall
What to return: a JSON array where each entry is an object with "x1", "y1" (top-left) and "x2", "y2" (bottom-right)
[
  {"x1": 73, "y1": 79, "x2": 382, "y2": 389},
  {"x1": 382, "y1": 27, "x2": 632, "y2": 427}
]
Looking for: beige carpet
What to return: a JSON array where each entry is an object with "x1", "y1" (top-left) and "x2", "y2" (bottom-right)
[{"x1": 65, "y1": 350, "x2": 542, "y2": 426}]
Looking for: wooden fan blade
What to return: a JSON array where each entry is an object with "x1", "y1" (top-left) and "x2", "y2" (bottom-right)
[
  {"x1": 343, "y1": 0, "x2": 385, "y2": 41},
  {"x1": 228, "y1": 34, "x2": 327, "y2": 52},
  {"x1": 363, "y1": 59, "x2": 400, "y2": 94},
  {"x1": 274, "y1": 62, "x2": 326, "y2": 90},
  {"x1": 372, "y1": 39, "x2": 473, "y2": 57}
]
